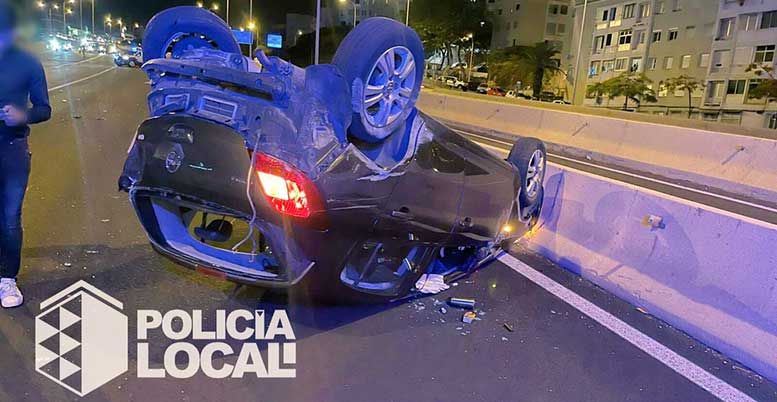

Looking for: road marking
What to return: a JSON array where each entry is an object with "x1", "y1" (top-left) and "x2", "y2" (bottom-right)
[
  {"x1": 50, "y1": 54, "x2": 104, "y2": 69},
  {"x1": 455, "y1": 128, "x2": 777, "y2": 217},
  {"x1": 497, "y1": 252, "x2": 757, "y2": 402},
  {"x1": 48, "y1": 67, "x2": 116, "y2": 92}
]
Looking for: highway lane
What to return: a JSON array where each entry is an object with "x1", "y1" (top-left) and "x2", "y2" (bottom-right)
[
  {"x1": 0, "y1": 60, "x2": 774, "y2": 402},
  {"x1": 444, "y1": 122, "x2": 777, "y2": 227}
]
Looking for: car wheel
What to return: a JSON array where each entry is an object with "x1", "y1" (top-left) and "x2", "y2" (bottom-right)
[
  {"x1": 332, "y1": 17, "x2": 425, "y2": 143},
  {"x1": 142, "y1": 6, "x2": 241, "y2": 63},
  {"x1": 508, "y1": 137, "x2": 546, "y2": 207},
  {"x1": 128, "y1": 60, "x2": 138, "y2": 68}
]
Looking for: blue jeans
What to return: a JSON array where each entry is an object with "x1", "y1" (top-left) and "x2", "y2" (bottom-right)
[{"x1": 0, "y1": 137, "x2": 31, "y2": 279}]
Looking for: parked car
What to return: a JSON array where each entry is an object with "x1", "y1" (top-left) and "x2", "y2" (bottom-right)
[
  {"x1": 487, "y1": 87, "x2": 507, "y2": 97},
  {"x1": 119, "y1": 9, "x2": 546, "y2": 303},
  {"x1": 476, "y1": 83, "x2": 489, "y2": 94},
  {"x1": 445, "y1": 77, "x2": 468, "y2": 91},
  {"x1": 114, "y1": 49, "x2": 143, "y2": 68}
]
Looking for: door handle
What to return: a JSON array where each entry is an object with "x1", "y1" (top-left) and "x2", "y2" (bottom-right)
[{"x1": 391, "y1": 207, "x2": 414, "y2": 221}]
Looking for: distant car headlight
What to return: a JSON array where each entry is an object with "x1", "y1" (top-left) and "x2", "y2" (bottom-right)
[{"x1": 49, "y1": 39, "x2": 60, "y2": 50}]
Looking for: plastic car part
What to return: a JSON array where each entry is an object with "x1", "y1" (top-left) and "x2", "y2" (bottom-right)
[
  {"x1": 142, "y1": 6, "x2": 241, "y2": 63},
  {"x1": 508, "y1": 137, "x2": 547, "y2": 207},
  {"x1": 333, "y1": 17, "x2": 425, "y2": 143}
]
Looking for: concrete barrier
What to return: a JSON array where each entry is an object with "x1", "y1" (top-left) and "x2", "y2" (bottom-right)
[
  {"x1": 418, "y1": 91, "x2": 777, "y2": 203},
  {"x1": 522, "y1": 164, "x2": 777, "y2": 383}
]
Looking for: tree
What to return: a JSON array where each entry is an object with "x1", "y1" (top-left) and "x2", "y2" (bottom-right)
[
  {"x1": 519, "y1": 41, "x2": 563, "y2": 98},
  {"x1": 745, "y1": 63, "x2": 777, "y2": 101},
  {"x1": 487, "y1": 46, "x2": 533, "y2": 89},
  {"x1": 586, "y1": 81, "x2": 609, "y2": 105},
  {"x1": 664, "y1": 75, "x2": 703, "y2": 117},
  {"x1": 601, "y1": 72, "x2": 657, "y2": 110},
  {"x1": 410, "y1": 0, "x2": 491, "y2": 69}
]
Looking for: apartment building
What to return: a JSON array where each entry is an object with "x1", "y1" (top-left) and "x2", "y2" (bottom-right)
[
  {"x1": 570, "y1": 1, "x2": 717, "y2": 106},
  {"x1": 488, "y1": 0, "x2": 575, "y2": 53},
  {"x1": 333, "y1": 0, "x2": 406, "y2": 26},
  {"x1": 569, "y1": 0, "x2": 777, "y2": 129},
  {"x1": 704, "y1": 0, "x2": 777, "y2": 128}
]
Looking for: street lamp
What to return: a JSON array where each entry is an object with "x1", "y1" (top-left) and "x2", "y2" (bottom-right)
[
  {"x1": 247, "y1": 21, "x2": 256, "y2": 56},
  {"x1": 338, "y1": 0, "x2": 357, "y2": 27},
  {"x1": 465, "y1": 33, "x2": 474, "y2": 82},
  {"x1": 37, "y1": 2, "x2": 54, "y2": 34},
  {"x1": 196, "y1": 2, "x2": 203, "y2": 7},
  {"x1": 63, "y1": 0, "x2": 75, "y2": 33}
]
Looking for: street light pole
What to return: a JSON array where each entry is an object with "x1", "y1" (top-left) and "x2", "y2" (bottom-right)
[
  {"x1": 79, "y1": 0, "x2": 83, "y2": 30},
  {"x1": 467, "y1": 34, "x2": 474, "y2": 82},
  {"x1": 314, "y1": 0, "x2": 321, "y2": 64},
  {"x1": 91, "y1": 0, "x2": 95, "y2": 34},
  {"x1": 226, "y1": 0, "x2": 229, "y2": 26},
  {"x1": 405, "y1": 0, "x2": 410, "y2": 25},
  {"x1": 570, "y1": 0, "x2": 589, "y2": 104}
]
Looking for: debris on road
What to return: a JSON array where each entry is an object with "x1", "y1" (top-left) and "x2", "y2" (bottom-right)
[
  {"x1": 63, "y1": 262, "x2": 72, "y2": 267},
  {"x1": 72, "y1": 115, "x2": 82, "y2": 119},
  {"x1": 449, "y1": 297, "x2": 476, "y2": 310},
  {"x1": 440, "y1": 307, "x2": 447, "y2": 314},
  {"x1": 86, "y1": 250, "x2": 99, "y2": 255},
  {"x1": 415, "y1": 274, "x2": 450, "y2": 294},
  {"x1": 462, "y1": 311, "x2": 477, "y2": 324},
  {"x1": 100, "y1": 219, "x2": 111, "y2": 223},
  {"x1": 503, "y1": 323, "x2": 514, "y2": 332},
  {"x1": 501, "y1": 336, "x2": 509, "y2": 342}
]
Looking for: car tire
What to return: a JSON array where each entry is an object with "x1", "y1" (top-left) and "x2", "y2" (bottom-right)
[
  {"x1": 128, "y1": 60, "x2": 138, "y2": 68},
  {"x1": 332, "y1": 17, "x2": 425, "y2": 143},
  {"x1": 142, "y1": 6, "x2": 241, "y2": 63},
  {"x1": 508, "y1": 137, "x2": 546, "y2": 207}
]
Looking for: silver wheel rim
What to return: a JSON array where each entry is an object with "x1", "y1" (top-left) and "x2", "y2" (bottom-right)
[
  {"x1": 525, "y1": 149, "x2": 545, "y2": 199},
  {"x1": 363, "y1": 46, "x2": 416, "y2": 128}
]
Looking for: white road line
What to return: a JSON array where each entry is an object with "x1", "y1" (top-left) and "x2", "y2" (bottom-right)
[
  {"x1": 48, "y1": 67, "x2": 116, "y2": 92},
  {"x1": 497, "y1": 252, "x2": 757, "y2": 402},
  {"x1": 455, "y1": 128, "x2": 777, "y2": 216},
  {"x1": 50, "y1": 54, "x2": 104, "y2": 69}
]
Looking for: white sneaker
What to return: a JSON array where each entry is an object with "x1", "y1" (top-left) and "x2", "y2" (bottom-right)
[{"x1": 0, "y1": 279, "x2": 23, "y2": 308}]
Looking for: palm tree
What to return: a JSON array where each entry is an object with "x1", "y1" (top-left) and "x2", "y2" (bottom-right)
[
  {"x1": 516, "y1": 41, "x2": 563, "y2": 98},
  {"x1": 664, "y1": 75, "x2": 703, "y2": 117}
]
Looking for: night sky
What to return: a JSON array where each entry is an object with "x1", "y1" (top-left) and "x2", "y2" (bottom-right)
[{"x1": 20, "y1": 0, "x2": 321, "y2": 31}]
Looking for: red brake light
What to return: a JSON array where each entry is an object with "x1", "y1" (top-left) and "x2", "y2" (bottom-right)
[{"x1": 254, "y1": 153, "x2": 323, "y2": 218}]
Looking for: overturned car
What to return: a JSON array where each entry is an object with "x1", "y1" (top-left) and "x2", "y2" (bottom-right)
[{"x1": 119, "y1": 7, "x2": 546, "y2": 302}]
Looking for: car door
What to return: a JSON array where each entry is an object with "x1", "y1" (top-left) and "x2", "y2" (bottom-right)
[{"x1": 379, "y1": 123, "x2": 466, "y2": 245}]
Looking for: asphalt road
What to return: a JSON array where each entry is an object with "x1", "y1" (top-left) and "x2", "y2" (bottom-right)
[{"x1": 0, "y1": 51, "x2": 775, "y2": 402}]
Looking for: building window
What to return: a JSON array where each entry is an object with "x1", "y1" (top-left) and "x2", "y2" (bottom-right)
[
  {"x1": 602, "y1": 9, "x2": 609, "y2": 21},
  {"x1": 656, "y1": 1, "x2": 665, "y2": 14},
  {"x1": 636, "y1": 31, "x2": 646, "y2": 44},
  {"x1": 668, "y1": 29, "x2": 679, "y2": 41},
  {"x1": 618, "y1": 29, "x2": 633, "y2": 45},
  {"x1": 754, "y1": 45, "x2": 776, "y2": 63},
  {"x1": 557, "y1": 24, "x2": 566, "y2": 35},
  {"x1": 546, "y1": 22, "x2": 557, "y2": 35},
  {"x1": 652, "y1": 30, "x2": 662, "y2": 42},
  {"x1": 639, "y1": 3, "x2": 651, "y2": 18},
  {"x1": 615, "y1": 57, "x2": 628, "y2": 71},
  {"x1": 605, "y1": 33, "x2": 613, "y2": 46},
  {"x1": 664, "y1": 56, "x2": 674, "y2": 69},
  {"x1": 602, "y1": 60, "x2": 616, "y2": 72},
  {"x1": 549, "y1": 4, "x2": 560, "y2": 14},
  {"x1": 498, "y1": 9, "x2": 503, "y2": 15},
  {"x1": 623, "y1": 3, "x2": 635, "y2": 19},
  {"x1": 699, "y1": 53, "x2": 710, "y2": 68},
  {"x1": 727, "y1": 79, "x2": 746, "y2": 95},
  {"x1": 589, "y1": 61, "x2": 600, "y2": 76},
  {"x1": 560, "y1": 5, "x2": 568, "y2": 14},
  {"x1": 747, "y1": 79, "x2": 764, "y2": 99},
  {"x1": 760, "y1": 10, "x2": 777, "y2": 29},
  {"x1": 681, "y1": 55, "x2": 691, "y2": 68},
  {"x1": 740, "y1": 13, "x2": 758, "y2": 31},
  {"x1": 717, "y1": 18, "x2": 735, "y2": 39},
  {"x1": 671, "y1": 0, "x2": 682, "y2": 11},
  {"x1": 630, "y1": 57, "x2": 643, "y2": 72},
  {"x1": 516, "y1": 3, "x2": 521, "y2": 11},
  {"x1": 594, "y1": 35, "x2": 605, "y2": 51},
  {"x1": 647, "y1": 57, "x2": 657, "y2": 70}
]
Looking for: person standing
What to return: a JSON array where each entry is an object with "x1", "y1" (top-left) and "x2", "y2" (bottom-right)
[{"x1": 0, "y1": 2, "x2": 52, "y2": 308}]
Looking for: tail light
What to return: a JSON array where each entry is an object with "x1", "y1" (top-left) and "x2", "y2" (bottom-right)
[{"x1": 254, "y1": 153, "x2": 323, "y2": 218}]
